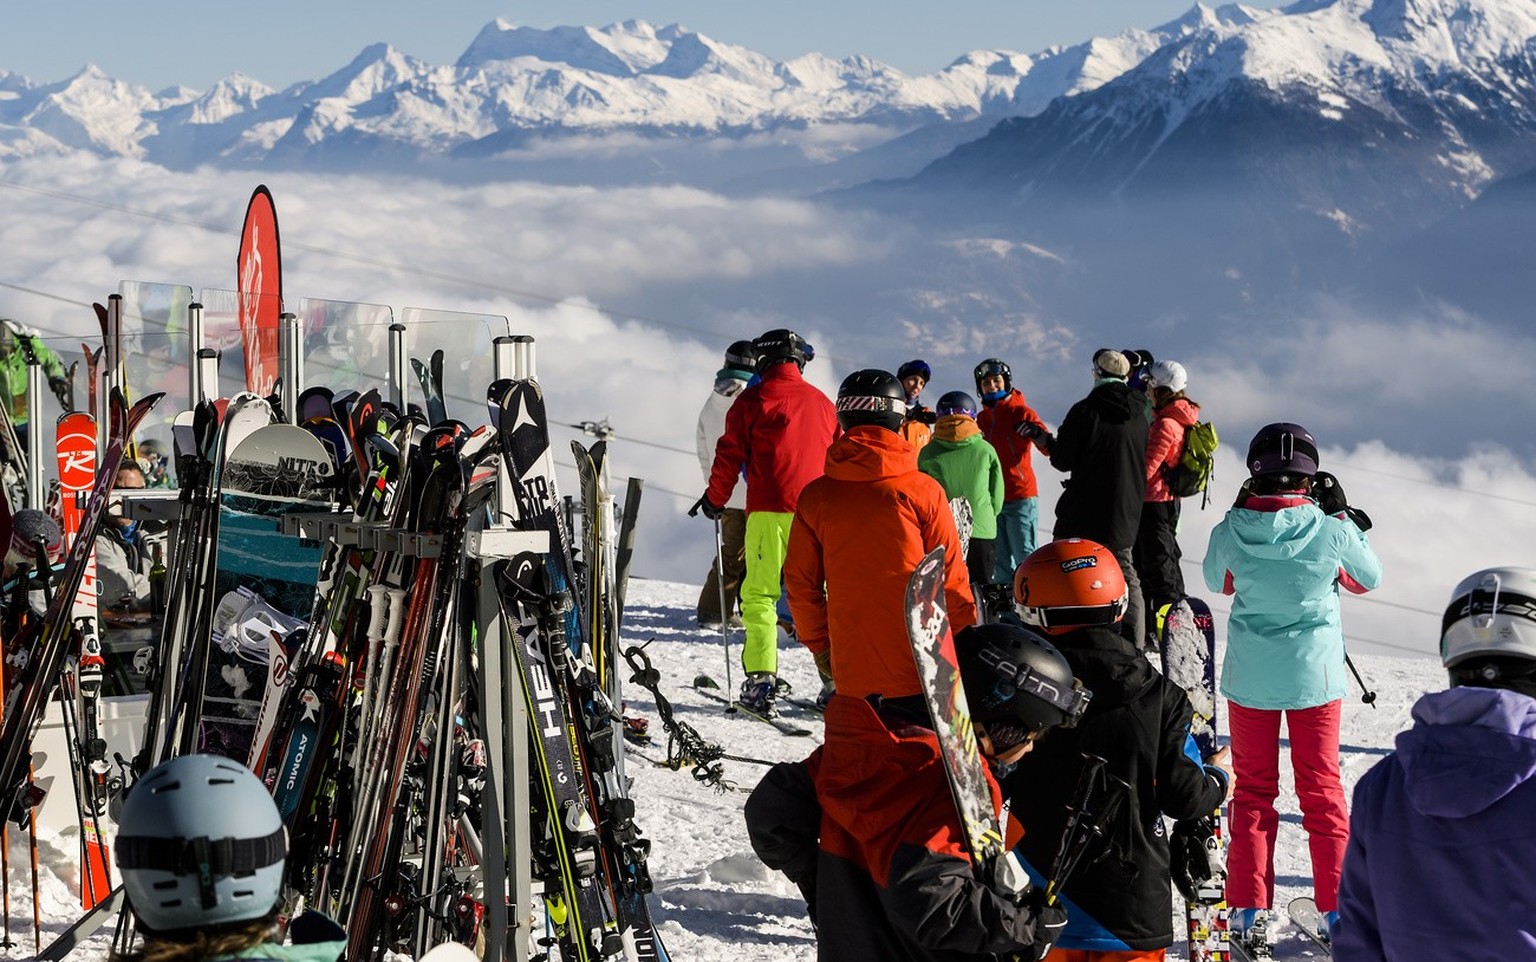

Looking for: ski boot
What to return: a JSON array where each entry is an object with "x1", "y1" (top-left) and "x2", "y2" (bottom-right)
[
  {"x1": 1230, "y1": 907, "x2": 1272, "y2": 960},
  {"x1": 737, "y1": 672, "x2": 779, "y2": 717}
]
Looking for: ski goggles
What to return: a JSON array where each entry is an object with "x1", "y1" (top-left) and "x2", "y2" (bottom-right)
[
  {"x1": 1014, "y1": 595, "x2": 1128, "y2": 632},
  {"x1": 984, "y1": 661, "x2": 1092, "y2": 728}
]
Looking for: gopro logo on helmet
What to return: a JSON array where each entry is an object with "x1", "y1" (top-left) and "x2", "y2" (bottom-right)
[{"x1": 1060, "y1": 557, "x2": 1097, "y2": 572}]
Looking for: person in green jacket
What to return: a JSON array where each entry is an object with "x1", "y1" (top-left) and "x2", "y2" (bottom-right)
[
  {"x1": 918, "y1": 390, "x2": 1006, "y2": 585},
  {"x1": 0, "y1": 318, "x2": 71, "y2": 451}
]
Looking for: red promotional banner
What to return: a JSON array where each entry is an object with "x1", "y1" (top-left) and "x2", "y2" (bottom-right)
[{"x1": 236, "y1": 185, "x2": 283, "y2": 396}]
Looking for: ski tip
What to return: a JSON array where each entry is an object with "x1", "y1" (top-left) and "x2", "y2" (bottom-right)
[{"x1": 692, "y1": 674, "x2": 720, "y2": 690}]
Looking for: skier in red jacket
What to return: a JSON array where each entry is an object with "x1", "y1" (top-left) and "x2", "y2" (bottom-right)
[
  {"x1": 974, "y1": 358, "x2": 1052, "y2": 585},
  {"x1": 786, "y1": 369, "x2": 974, "y2": 705},
  {"x1": 694, "y1": 329, "x2": 837, "y2": 715}
]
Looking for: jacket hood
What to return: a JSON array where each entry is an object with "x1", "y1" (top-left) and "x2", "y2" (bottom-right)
[
  {"x1": 1051, "y1": 625, "x2": 1155, "y2": 710},
  {"x1": 1223, "y1": 503, "x2": 1329, "y2": 562},
  {"x1": 1156, "y1": 396, "x2": 1199, "y2": 428},
  {"x1": 824, "y1": 424, "x2": 918, "y2": 483},
  {"x1": 817, "y1": 694, "x2": 957, "y2": 839},
  {"x1": 713, "y1": 375, "x2": 747, "y2": 396},
  {"x1": 1396, "y1": 686, "x2": 1536, "y2": 819},
  {"x1": 932, "y1": 415, "x2": 982, "y2": 443},
  {"x1": 1085, "y1": 381, "x2": 1142, "y2": 425}
]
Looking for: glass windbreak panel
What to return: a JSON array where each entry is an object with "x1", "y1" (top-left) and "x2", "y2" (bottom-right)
[
  {"x1": 297, "y1": 298, "x2": 394, "y2": 396},
  {"x1": 199, "y1": 287, "x2": 284, "y2": 397},
  {"x1": 117, "y1": 281, "x2": 194, "y2": 425},
  {"x1": 399, "y1": 308, "x2": 511, "y2": 427}
]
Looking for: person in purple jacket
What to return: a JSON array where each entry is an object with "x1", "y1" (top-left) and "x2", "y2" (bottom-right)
[{"x1": 1333, "y1": 566, "x2": 1536, "y2": 958}]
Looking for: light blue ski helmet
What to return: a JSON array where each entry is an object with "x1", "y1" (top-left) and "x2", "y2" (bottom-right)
[{"x1": 116, "y1": 754, "x2": 286, "y2": 931}]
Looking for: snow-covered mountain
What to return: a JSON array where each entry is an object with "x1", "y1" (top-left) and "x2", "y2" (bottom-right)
[
  {"x1": 847, "y1": 0, "x2": 1536, "y2": 328},
  {"x1": 0, "y1": 10, "x2": 1257, "y2": 174}
]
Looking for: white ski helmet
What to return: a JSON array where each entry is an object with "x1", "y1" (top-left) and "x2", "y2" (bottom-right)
[
  {"x1": 1441, "y1": 567, "x2": 1536, "y2": 678},
  {"x1": 1148, "y1": 359, "x2": 1188, "y2": 394},
  {"x1": 116, "y1": 754, "x2": 286, "y2": 931}
]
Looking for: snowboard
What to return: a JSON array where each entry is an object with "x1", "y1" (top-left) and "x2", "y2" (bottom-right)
[
  {"x1": 904, "y1": 546, "x2": 1006, "y2": 864},
  {"x1": 1160, "y1": 597, "x2": 1229, "y2": 962},
  {"x1": 948, "y1": 496, "x2": 973, "y2": 560},
  {"x1": 195, "y1": 422, "x2": 335, "y2": 761}
]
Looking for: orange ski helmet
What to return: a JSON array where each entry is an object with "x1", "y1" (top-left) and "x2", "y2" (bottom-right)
[{"x1": 1013, "y1": 539, "x2": 1128, "y2": 635}]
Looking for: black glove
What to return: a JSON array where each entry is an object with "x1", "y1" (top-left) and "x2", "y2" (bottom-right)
[
  {"x1": 1023, "y1": 888, "x2": 1069, "y2": 961},
  {"x1": 1169, "y1": 816, "x2": 1217, "y2": 903},
  {"x1": 1312, "y1": 471, "x2": 1349, "y2": 515},
  {"x1": 49, "y1": 376, "x2": 71, "y2": 411},
  {"x1": 1015, "y1": 419, "x2": 1043, "y2": 440},
  {"x1": 911, "y1": 407, "x2": 937, "y2": 426},
  {"x1": 689, "y1": 495, "x2": 725, "y2": 521}
]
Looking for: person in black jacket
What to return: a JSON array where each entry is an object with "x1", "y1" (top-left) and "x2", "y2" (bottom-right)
[
  {"x1": 1048, "y1": 349, "x2": 1151, "y2": 647},
  {"x1": 1008, "y1": 539, "x2": 1233, "y2": 959},
  {"x1": 745, "y1": 622, "x2": 1088, "y2": 962}
]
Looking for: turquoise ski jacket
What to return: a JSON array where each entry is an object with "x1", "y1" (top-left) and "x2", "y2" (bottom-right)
[{"x1": 1204, "y1": 495, "x2": 1381, "y2": 710}]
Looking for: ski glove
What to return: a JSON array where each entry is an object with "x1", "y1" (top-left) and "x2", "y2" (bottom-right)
[
  {"x1": 689, "y1": 495, "x2": 725, "y2": 522},
  {"x1": 1022, "y1": 889, "x2": 1069, "y2": 961},
  {"x1": 1015, "y1": 419, "x2": 1044, "y2": 439},
  {"x1": 1169, "y1": 815, "x2": 1217, "y2": 903},
  {"x1": 1312, "y1": 471, "x2": 1349, "y2": 515}
]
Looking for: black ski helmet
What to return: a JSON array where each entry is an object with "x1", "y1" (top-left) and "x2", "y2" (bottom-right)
[
  {"x1": 955, "y1": 623, "x2": 1089, "y2": 735},
  {"x1": 753, "y1": 329, "x2": 811, "y2": 374},
  {"x1": 936, "y1": 390, "x2": 978, "y2": 417},
  {"x1": 973, "y1": 357, "x2": 1012, "y2": 393},
  {"x1": 1246, "y1": 422, "x2": 1319, "y2": 478},
  {"x1": 836, "y1": 369, "x2": 907, "y2": 432},
  {"x1": 723, "y1": 339, "x2": 759, "y2": 375}
]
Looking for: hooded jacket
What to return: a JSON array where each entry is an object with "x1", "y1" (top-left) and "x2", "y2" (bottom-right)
[
  {"x1": 696, "y1": 375, "x2": 750, "y2": 511},
  {"x1": 1335, "y1": 686, "x2": 1536, "y2": 960},
  {"x1": 1007, "y1": 625, "x2": 1229, "y2": 952},
  {"x1": 1050, "y1": 380, "x2": 1148, "y2": 549},
  {"x1": 917, "y1": 416, "x2": 1006, "y2": 540},
  {"x1": 745, "y1": 694, "x2": 1055, "y2": 962},
  {"x1": 1203, "y1": 495, "x2": 1382, "y2": 709},
  {"x1": 786, "y1": 426, "x2": 974, "y2": 699},
  {"x1": 705, "y1": 362, "x2": 838, "y2": 514},
  {"x1": 1144, "y1": 396, "x2": 1200, "y2": 503},
  {"x1": 976, "y1": 389, "x2": 1049, "y2": 501}
]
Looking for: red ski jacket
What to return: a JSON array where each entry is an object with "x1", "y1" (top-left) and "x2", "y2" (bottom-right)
[
  {"x1": 786, "y1": 426, "x2": 974, "y2": 700},
  {"x1": 976, "y1": 389, "x2": 1050, "y2": 501},
  {"x1": 705, "y1": 363, "x2": 838, "y2": 514}
]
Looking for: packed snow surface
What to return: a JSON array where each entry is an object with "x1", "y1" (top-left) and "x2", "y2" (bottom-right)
[{"x1": 6, "y1": 577, "x2": 1444, "y2": 960}]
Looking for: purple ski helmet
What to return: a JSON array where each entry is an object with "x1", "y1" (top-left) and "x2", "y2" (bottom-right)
[{"x1": 1246, "y1": 422, "x2": 1319, "y2": 478}]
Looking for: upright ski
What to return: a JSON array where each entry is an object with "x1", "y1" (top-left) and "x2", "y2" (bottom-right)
[{"x1": 1161, "y1": 597, "x2": 1230, "y2": 962}]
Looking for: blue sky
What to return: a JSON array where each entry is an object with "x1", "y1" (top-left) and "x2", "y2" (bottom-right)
[{"x1": 3, "y1": 0, "x2": 1288, "y2": 90}]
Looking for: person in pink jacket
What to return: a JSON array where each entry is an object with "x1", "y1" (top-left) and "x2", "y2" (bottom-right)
[{"x1": 1133, "y1": 359, "x2": 1199, "y2": 639}]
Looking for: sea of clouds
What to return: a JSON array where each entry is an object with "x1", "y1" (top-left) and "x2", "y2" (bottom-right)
[{"x1": 1, "y1": 153, "x2": 1531, "y2": 662}]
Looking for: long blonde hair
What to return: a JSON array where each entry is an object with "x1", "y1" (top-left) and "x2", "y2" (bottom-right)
[{"x1": 113, "y1": 915, "x2": 277, "y2": 962}]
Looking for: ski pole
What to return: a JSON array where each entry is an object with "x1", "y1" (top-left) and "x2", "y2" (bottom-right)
[
  {"x1": 1345, "y1": 654, "x2": 1377, "y2": 707},
  {"x1": 1044, "y1": 754, "x2": 1105, "y2": 903},
  {"x1": 712, "y1": 517, "x2": 733, "y2": 695}
]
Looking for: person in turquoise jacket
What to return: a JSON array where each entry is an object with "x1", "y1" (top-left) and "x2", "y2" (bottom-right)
[
  {"x1": 917, "y1": 390, "x2": 1005, "y2": 585},
  {"x1": 1202, "y1": 422, "x2": 1381, "y2": 955}
]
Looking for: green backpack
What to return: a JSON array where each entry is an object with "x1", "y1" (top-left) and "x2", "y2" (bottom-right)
[{"x1": 1167, "y1": 420, "x2": 1219, "y2": 505}]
